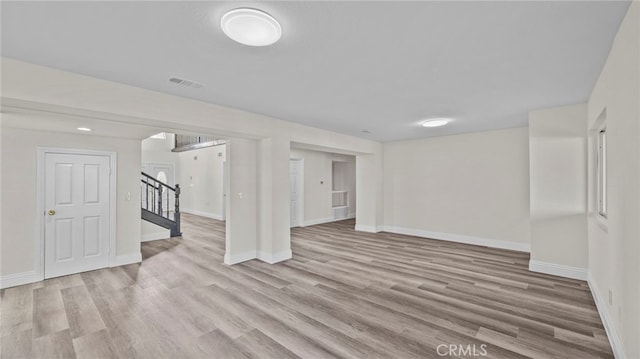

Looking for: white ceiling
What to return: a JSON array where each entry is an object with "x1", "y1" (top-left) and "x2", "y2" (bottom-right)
[{"x1": 0, "y1": 1, "x2": 630, "y2": 142}]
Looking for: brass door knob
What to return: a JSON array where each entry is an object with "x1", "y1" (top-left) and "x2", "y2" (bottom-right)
[{"x1": 48, "y1": 210, "x2": 56, "y2": 216}]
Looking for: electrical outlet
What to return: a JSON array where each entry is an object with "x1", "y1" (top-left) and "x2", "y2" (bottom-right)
[{"x1": 608, "y1": 289, "x2": 613, "y2": 306}]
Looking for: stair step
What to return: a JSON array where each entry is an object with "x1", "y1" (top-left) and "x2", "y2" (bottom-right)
[{"x1": 141, "y1": 209, "x2": 182, "y2": 237}]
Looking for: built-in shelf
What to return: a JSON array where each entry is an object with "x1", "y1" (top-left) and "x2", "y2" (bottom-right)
[
  {"x1": 332, "y1": 160, "x2": 354, "y2": 221},
  {"x1": 332, "y1": 190, "x2": 349, "y2": 219}
]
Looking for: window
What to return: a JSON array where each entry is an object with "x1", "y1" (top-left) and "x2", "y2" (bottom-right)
[
  {"x1": 156, "y1": 170, "x2": 168, "y2": 184},
  {"x1": 597, "y1": 128, "x2": 607, "y2": 218}
]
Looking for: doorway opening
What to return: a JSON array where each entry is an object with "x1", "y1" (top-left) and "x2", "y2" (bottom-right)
[
  {"x1": 289, "y1": 146, "x2": 356, "y2": 228},
  {"x1": 140, "y1": 132, "x2": 227, "y2": 242}
]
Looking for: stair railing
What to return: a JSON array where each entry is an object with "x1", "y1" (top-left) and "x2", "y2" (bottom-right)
[{"x1": 141, "y1": 172, "x2": 181, "y2": 236}]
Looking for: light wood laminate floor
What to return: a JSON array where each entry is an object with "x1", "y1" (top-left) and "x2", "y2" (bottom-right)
[{"x1": 1, "y1": 213, "x2": 613, "y2": 358}]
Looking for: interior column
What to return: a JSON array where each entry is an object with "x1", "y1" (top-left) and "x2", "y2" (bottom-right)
[
  {"x1": 257, "y1": 136, "x2": 292, "y2": 263},
  {"x1": 356, "y1": 151, "x2": 384, "y2": 232},
  {"x1": 224, "y1": 138, "x2": 258, "y2": 265}
]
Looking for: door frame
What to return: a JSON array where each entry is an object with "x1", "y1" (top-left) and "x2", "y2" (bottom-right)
[
  {"x1": 222, "y1": 160, "x2": 227, "y2": 221},
  {"x1": 36, "y1": 147, "x2": 117, "y2": 281},
  {"x1": 141, "y1": 162, "x2": 175, "y2": 186},
  {"x1": 289, "y1": 158, "x2": 304, "y2": 227}
]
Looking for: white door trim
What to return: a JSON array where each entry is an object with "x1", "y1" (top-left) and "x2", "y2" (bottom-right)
[{"x1": 36, "y1": 147, "x2": 117, "y2": 281}]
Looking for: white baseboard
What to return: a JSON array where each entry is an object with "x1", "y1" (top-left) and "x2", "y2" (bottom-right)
[
  {"x1": 588, "y1": 272, "x2": 626, "y2": 359},
  {"x1": 115, "y1": 252, "x2": 142, "y2": 266},
  {"x1": 528, "y1": 260, "x2": 587, "y2": 280},
  {"x1": 141, "y1": 232, "x2": 170, "y2": 242},
  {"x1": 382, "y1": 226, "x2": 530, "y2": 252},
  {"x1": 355, "y1": 224, "x2": 383, "y2": 233},
  {"x1": 302, "y1": 217, "x2": 335, "y2": 227},
  {"x1": 1, "y1": 253, "x2": 143, "y2": 289},
  {"x1": 257, "y1": 249, "x2": 292, "y2": 264},
  {"x1": 181, "y1": 208, "x2": 224, "y2": 221},
  {"x1": 224, "y1": 250, "x2": 256, "y2": 265},
  {"x1": 301, "y1": 215, "x2": 355, "y2": 227},
  {"x1": 0, "y1": 271, "x2": 40, "y2": 289},
  {"x1": 224, "y1": 249, "x2": 292, "y2": 265}
]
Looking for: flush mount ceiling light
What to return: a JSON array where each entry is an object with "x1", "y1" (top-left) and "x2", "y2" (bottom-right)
[
  {"x1": 221, "y1": 8, "x2": 282, "y2": 46},
  {"x1": 421, "y1": 118, "x2": 451, "y2": 128},
  {"x1": 77, "y1": 127, "x2": 92, "y2": 131}
]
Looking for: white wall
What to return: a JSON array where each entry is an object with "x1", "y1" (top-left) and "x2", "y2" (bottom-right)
[
  {"x1": 177, "y1": 144, "x2": 226, "y2": 220},
  {"x1": 1, "y1": 126, "x2": 142, "y2": 278},
  {"x1": 1, "y1": 59, "x2": 380, "y2": 156},
  {"x1": 356, "y1": 153, "x2": 384, "y2": 233},
  {"x1": 586, "y1": 2, "x2": 639, "y2": 358},
  {"x1": 290, "y1": 148, "x2": 356, "y2": 226},
  {"x1": 141, "y1": 133, "x2": 177, "y2": 164},
  {"x1": 529, "y1": 104, "x2": 588, "y2": 271},
  {"x1": 2, "y1": 59, "x2": 384, "y2": 268},
  {"x1": 383, "y1": 127, "x2": 531, "y2": 250},
  {"x1": 0, "y1": 120, "x2": 2, "y2": 279},
  {"x1": 225, "y1": 138, "x2": 257, "y2": 264}
]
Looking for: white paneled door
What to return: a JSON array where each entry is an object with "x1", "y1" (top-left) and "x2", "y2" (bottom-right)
[{"x1": 44, "y1": 153, "x2": 111, "y2": 279}]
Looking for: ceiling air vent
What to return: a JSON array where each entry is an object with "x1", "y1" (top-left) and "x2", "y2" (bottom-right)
[{"x1": 169, "y1": 77, "x2": 204, "y2": 89}]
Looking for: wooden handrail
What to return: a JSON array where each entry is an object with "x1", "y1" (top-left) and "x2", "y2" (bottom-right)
[
  {"x1": 140, "y1": 178, "x2": 161, "y2": 191},
  {"x1": 141, "y1": 171, "x2": 175, "y2": 191}
]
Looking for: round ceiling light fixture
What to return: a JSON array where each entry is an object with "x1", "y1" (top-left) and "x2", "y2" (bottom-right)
[
  {"x1": 221, "y1": 8, "x2": 282, "y2": 46},
  {"x1": 421, "y1": 118, "x2": 451, "y2": 128}
]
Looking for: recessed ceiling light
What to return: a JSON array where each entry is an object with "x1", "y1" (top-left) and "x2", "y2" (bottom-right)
[
  {"x1": 221, "y1": 8, "x2": 282, "y2": 47},
  {"x1": 77, "y1": 127, "x2": 92, "y2": 131},
  {"x1": 421, "y1": 118, "x2": 451, "y2": 128}
]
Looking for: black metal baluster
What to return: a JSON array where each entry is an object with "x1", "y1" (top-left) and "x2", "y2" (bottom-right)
[
  {"x1": 152, "y1": 181, "x2": 156, "y2": 213},
  {"x1": 158, "y1": 184, "x2": 163, "y2": 216},
  {"x1": 173, "y1": 184, "x2": 181, "y2": 236},
  {"x1": 141, "y1": 172, "x2": 182, "y2": 237},
  {"x1": 146, "y1": 181, "x2": 149, "y2": 210}
]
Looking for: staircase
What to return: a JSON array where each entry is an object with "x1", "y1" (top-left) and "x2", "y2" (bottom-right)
[{"x1": 141, "y1": 172, "x2": 182, "y2": 237}]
